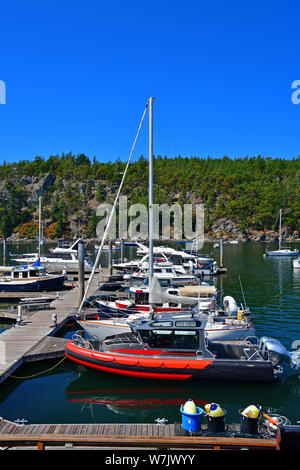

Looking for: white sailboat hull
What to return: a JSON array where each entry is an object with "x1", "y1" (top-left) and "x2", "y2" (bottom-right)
[
  {"x1": 77, "y1": 317, "x2": 254, "y2": 342},
  {"x1": 266, "y1": 249, "x2": 299, "y2": 256}
]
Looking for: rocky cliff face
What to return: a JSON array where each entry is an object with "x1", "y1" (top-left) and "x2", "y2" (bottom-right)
[
  {"x1": 206, "y1": 218, "x2": 300, "y2": 242},
  {"x1": 1, "y1": 173, "x2": 300, "y2": 242}
]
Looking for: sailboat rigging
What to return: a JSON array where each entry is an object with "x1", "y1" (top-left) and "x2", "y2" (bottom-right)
[{"x1": 265, "y1": 209, "x2": 298, "y2": 257}]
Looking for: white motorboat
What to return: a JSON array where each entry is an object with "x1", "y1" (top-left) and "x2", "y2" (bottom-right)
[
  {"x1": 12, "y1": 238, "x2": 94, "y2": 270},
  {"x1": 123, "y1": 262, "x2": 196, "y2": 285}
]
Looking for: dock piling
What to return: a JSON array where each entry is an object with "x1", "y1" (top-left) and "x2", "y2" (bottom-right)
[
  {"x1": 121, "y1": 239, "x2": 124, "y2": 263},
  {"x1": 108, "y1": 240, "x2": 113, "y2": 276},
  {"x1": 78, "y1": 239, "x2": 85, "y2": 307},
  {"x1": 220, "y1": 237, "x2": 224, "y2": 267}
]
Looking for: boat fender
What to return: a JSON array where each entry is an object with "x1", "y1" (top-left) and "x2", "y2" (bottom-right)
[
  {"x1": 183, "y1": 399, "x2": 197, "y2": 414},
  {"x1": 204, "y1": 403, "x2": 225, "y2": 417},
  {"x1": 241, "y1": 405, "x2": 261, "y2": 418},
  {"x1": 237, "y1": 309, "x2": 245, "y2": 320},
  {"x1": 223, "y1": 296, "x2": 239, "y2": 315}
]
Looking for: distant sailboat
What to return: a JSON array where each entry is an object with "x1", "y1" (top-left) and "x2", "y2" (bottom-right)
[{"x1": 265, "y1": 209, "x2": 299, "y2": 257}]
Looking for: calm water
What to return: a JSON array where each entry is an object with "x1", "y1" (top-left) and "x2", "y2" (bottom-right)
[{"x1": 0, "y1": 241, "x2": 299, "y2": 426}]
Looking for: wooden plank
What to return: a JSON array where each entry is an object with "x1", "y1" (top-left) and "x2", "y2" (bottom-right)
[
  {"x1": 0, "y1": 277, "x2": 100, "y2": 384},
  {"x1": 0, "y1": 432, "x2": 277, "y2": 449},
  {"x1": 0, "y1": 423, "x2": 17, "y2": 434},
  {"x1": 0, "y1": 420, "x2": 11, "y2": 433}
]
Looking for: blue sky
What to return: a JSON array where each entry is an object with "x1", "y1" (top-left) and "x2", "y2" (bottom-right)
[{"x1": 0, "y1": 0, "x2": 300, "y2": 164}]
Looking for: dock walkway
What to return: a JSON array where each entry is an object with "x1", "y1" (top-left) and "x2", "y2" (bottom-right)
[
  {"x1": 0, "y1": 268, "x2": 109, "y2": 384},
  {"x1": 0, "y1": 417, "x2": 277, "y2": 450}
]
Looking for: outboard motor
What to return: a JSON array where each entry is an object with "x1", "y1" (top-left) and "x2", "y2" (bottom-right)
[
  {"x1": 259, "y1": 336, "x2": 300, "y2": 375},
  {"x1": 223, "y1": 296, "x2": 239, "y2": 316}
]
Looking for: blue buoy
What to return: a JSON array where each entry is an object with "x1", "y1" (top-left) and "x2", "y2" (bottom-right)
[{"x1": 180, "y1": 405, "x2": 204, "y2": 432}]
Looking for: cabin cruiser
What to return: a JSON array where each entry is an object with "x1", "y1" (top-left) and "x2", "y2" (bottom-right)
[
  {"x1": 0, "y1": 264, "x2": 66, "y2": 291},
  {"x1": 122, "y1": 261, "x2": 196, "y2": 285},
  {"x1": 136, "y1": 242, "x2": 218, "y2": 268},
  {"x1": 66, "y1": 314, "x2": 300, "y2": 382},
  {"x1": 11, "y1": 251, "x2": 94, "y2": 270},
  {"x1": 11, "y1": 238, "x2": 94, "y2": 270},
  {"x1": 114, "y1": 248, "x2": 218, "y2": 278},
  {"x1": 113, "y1": 252, "x2": 187, "y2": 274}
]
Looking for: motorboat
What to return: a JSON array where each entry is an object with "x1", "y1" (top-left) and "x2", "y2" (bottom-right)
[
  {"x1": 114, "y1": 252, "x2": 189, "y2": 275},
  {"x1": 265, "y1": 210, "x2": 299, "y2": 257},
  {"x1": 122, "y1": 262, "x2": 196, "y2": 285},
  {"x1": 11, "y1": 238, "x2": 94, "y2": 270},
  {"x1": 135, "y1": 242, "x2": 219, "y2": 274},
  {"x1": 66, "y1": 314, "x2": 300, "y2": 382},
  {"x1": 11, "y1": 251, "x2": 94, "y2": 270},
  {"x1": 76, "y1": 277, "x2": 254, "y2": 341},
  {"x1": 0, "y1": 264, "x2": 66, "y2": 291}
]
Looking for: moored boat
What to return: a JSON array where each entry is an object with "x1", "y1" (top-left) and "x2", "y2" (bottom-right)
[
  {"x1": 0, "y1": 264, "x2": 66, "y2": 291},
  {"x1": 265, "y1": 209, "x2": 299, "y2": 257},
  {"x1": 65, "y1": 315, "x2": 300, "y2": 382}
]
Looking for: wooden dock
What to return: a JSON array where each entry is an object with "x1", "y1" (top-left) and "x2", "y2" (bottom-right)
[
  {"x1": 0, "y1": 268, "x2": 110, "y2": 385},
  {"x1": 0, "y1": 292, "x2": 58, "y2": 299},
  {"x1": 0, "y1": 417, "x2": 278, "y2": 450}
]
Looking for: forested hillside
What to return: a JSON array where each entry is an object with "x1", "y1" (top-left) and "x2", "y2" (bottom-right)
[{"x1": 0, "y1": 153, "x2": 299, "y2": 241}]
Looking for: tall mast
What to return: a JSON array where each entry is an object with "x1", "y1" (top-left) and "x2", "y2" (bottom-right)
[
  {"x1": 279, "y1": 208, "x2": 282, "y2": 251},
  {"x1": 38, "y1": 196, "x2": 42, "y2": 261},
  {"x1": 148, "y1": 97, "x2": 154, "y2": 280}
]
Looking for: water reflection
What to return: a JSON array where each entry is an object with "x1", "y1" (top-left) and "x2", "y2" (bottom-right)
[{"x1": 65, "y1": 367, "x2": 300, "y2": 424}]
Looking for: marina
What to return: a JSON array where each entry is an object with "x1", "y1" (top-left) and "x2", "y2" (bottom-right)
[
  {"x1": 0, "y1": 98, "x2": 299, "y2": 450},
  {"x1": 0, "y1": 241, "x2": 299, "y2": 451},
  {"x1": 1, "y1": 1, "x2": 300, "y2": 455}
]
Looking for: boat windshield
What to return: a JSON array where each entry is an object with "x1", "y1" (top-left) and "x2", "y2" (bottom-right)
[{"x1": 139, "y1": 328, "x2": 199, "y2": 349}]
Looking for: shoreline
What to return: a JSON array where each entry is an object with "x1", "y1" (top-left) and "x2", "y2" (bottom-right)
[{"x1": 2, "y1": 235, "x2": 300, "y2": 244}]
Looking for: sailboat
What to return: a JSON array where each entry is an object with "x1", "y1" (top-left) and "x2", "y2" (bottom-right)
[{"x1": 265, "y1": 209, "x2": 299, "y2": 256}]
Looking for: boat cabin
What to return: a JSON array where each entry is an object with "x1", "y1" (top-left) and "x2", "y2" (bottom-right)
[
  {"x1": 100, "y1": 315, "x2": 261, "y2": 363},
  {"x1": 124, "y1": 316, "x2": 215, "y2": 357},
  {"x1": 0, "y1": 265, "x2": 48, "y2": 279}
]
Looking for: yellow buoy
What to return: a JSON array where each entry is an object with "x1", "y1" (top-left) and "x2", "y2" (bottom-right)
[
  {"x1": 183, "y1": 399, "x2": 197, "y2": 414},
  {"x1": 205, "y1": 403, "x2": 225, "y2": 417},
  {"x1": 242, "y1": 405, "x2": 261, "y2": 418}
]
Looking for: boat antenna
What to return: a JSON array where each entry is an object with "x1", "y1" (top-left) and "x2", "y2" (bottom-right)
[
  {"x1": 265, "y1": 210, "x2": 280, "y2": 252},
  {"x1": 77, "y1": 102, "x2": 149, "y2": 315},
  {"x1": 239, "y1": 275, "x2": 247, "y2": 310}
]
